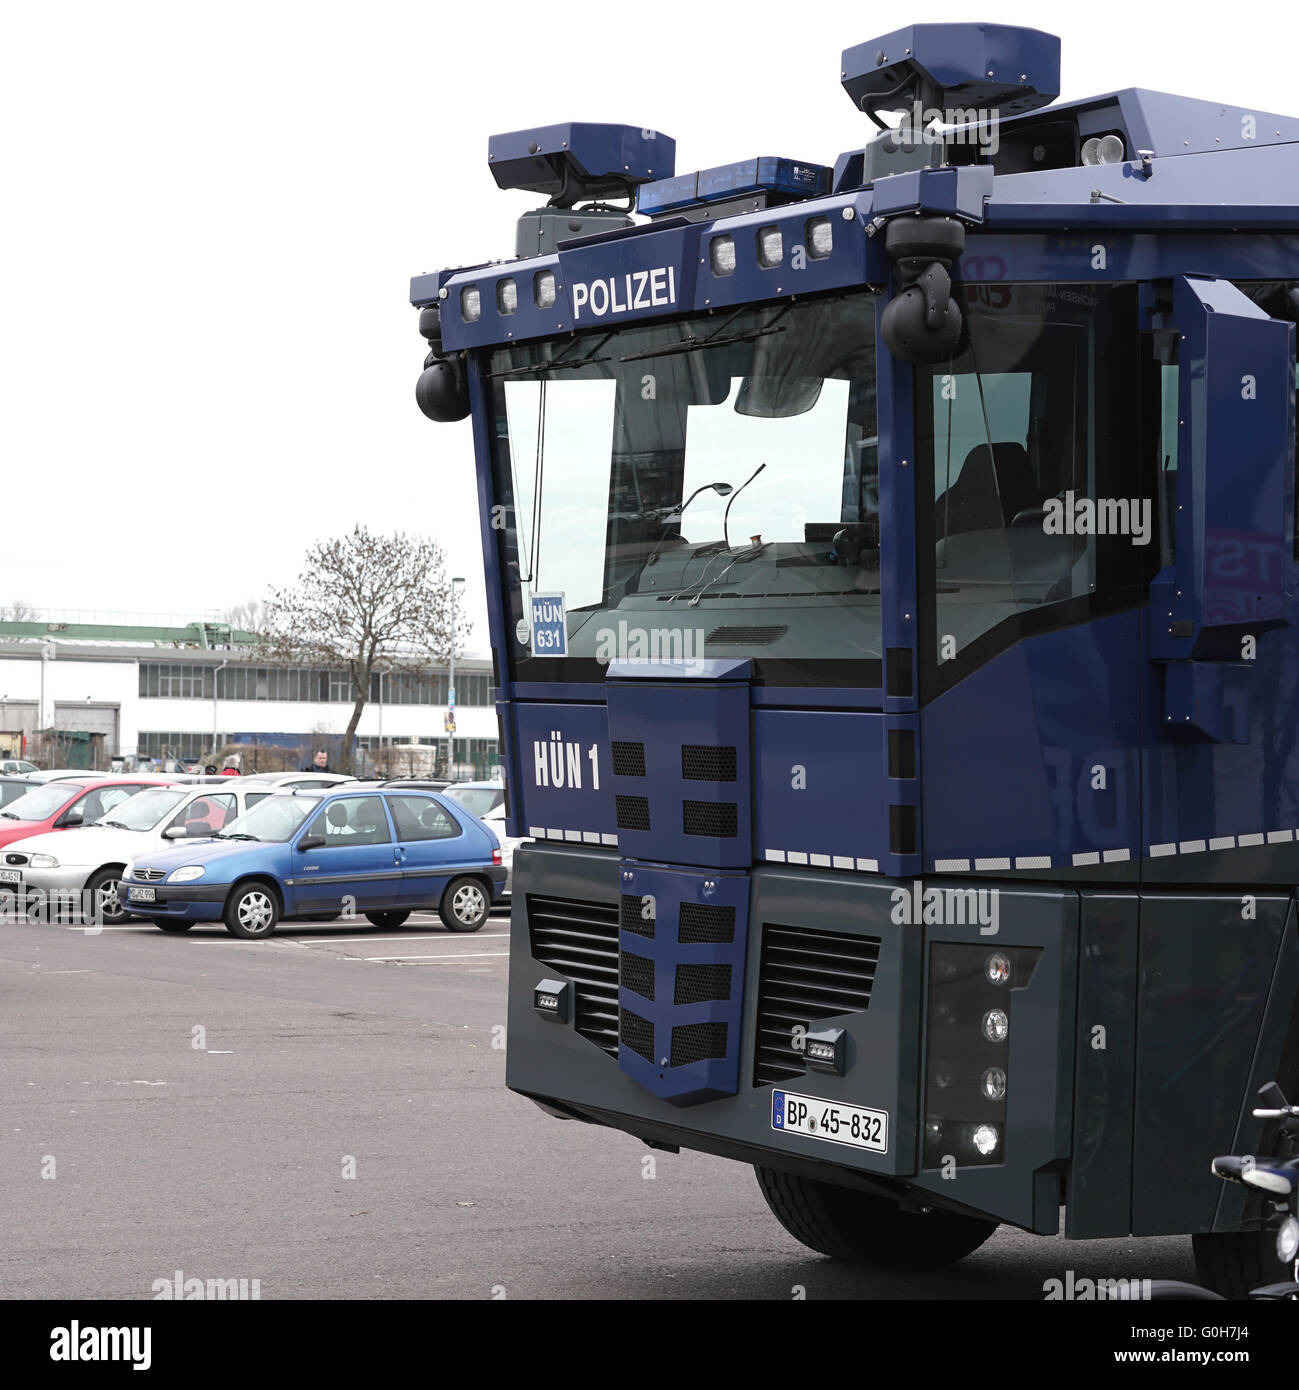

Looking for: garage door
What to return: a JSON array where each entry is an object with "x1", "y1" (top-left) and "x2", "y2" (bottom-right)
[{"x1": 54, "y1": 703, "x2": 120, "y2": 753}]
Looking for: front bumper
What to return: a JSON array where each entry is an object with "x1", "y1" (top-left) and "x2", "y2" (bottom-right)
[
  {"x1": 507, "y1": 842, "x2": 1078, "y2": 1233},
  {"x1": 123, "y1": 879, "x2": 228, "y2": 921}
]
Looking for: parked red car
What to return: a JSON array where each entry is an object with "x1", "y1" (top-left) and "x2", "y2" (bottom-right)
[{"x1": 0, "y1": 776, "x2": 180, "y2": 851}]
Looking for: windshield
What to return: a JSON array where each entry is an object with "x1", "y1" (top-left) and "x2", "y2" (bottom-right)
[
  {"x1": 444, "y1": 787, "x2": 499, "y2": 817},
  {"x1": 220, "y1": 794, "x2": 320, "y2": 842},
  {"x1": 1, "y1": 783, "x2": 86, "y2": 821},
  {"x1": 98, "y1": 787, "x2": 188, "y2": 830},
  {"x1": 490, "y1": 292, "x2": 881, "y2": 684}
]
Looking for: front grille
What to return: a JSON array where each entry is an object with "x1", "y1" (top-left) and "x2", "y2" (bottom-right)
[
  {"x1": 527, "y1": 895, "x2": 620, "y2": 1057},
  {"x1": 681, "y1": 744, "x2": 737, "y2": 782},
  {"x1": 670, "y1": 1021, "x2": 728, "y2": 1067},
  {"x1": 620, "y1": 892, "x2": 654, "y2": 939},
  {"x1": 621, "y1": 950, "x2": 655, "y2": 1002},
  {"x1": 615, "y1": 795, "x2": 651, "y2": 831},
  {"x1": 753, "y1": 923, "x2": 881, "y2": 1086},
  {"x1": 682, "y1": 800, "x2": 738, "y2": 838},
  {"x1": 620, "y1": 1007, "x2": 656, "y2": 1063},
  {"x1": 611, "y1": 740, "x2": 646, "y2": 777},
  {"x1": 706, "y1": 624, "x2": 787, "y2": 645},
  {"x1": 674, "y1": 962, "x2": 732, "y2": 1005},
  {"x1": 678, "y1": 902, "x2": 736, "y2": 943},
  {"x1": 135, "y1": 868, "x2": 166, "y2": 882}
]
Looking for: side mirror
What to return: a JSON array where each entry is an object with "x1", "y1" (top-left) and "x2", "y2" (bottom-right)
[
  {"x1": 297, "y1": 835, "x2": 325, "y2": 852},
  {"x1": 163, "y1": 825, "x2": 189, "y2": 839},
  {"x1": 58, "y1": 811, "x2": 84, "y2": 828}
]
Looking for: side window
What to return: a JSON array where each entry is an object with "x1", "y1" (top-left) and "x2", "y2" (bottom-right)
[
  {"x1": 78, "y1": 787, "x2": 135, "y2": 822},
  {"x1": 388, "y1": 796, "x2": 461, "y2": 842},
  {"x1": 303, "y1": 796, "x2": 392, "y2": 847},
  {"x1": 245, "y1": 792, "x2": 270, "y2": 808},
  {"x1": 919, "y1": 282, "x2": 1137, "y2": 689},
  {"x1": 173, "y1": 795, "x2": 236, "y2": 835}
]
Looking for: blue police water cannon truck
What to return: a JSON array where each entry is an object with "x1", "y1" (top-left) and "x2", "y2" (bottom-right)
[{"x1": 412, "y1": 23, "x2": 1299, "y2": 1295}]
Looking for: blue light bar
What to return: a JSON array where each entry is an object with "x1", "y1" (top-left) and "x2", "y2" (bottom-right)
[{"x1": 637, "y1": 157, "x2": 831, "y2": 216}]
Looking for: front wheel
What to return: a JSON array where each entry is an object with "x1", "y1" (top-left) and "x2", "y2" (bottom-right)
[
  {"x1": 224, "y1": 883, "x2": 280, "y2": 939},
  {"x1": 439, "y1": 877, "x2": 489, "y2": 932},
  {"x1": 87, "y1": 867, "x2": 130, "y2": 926},
  {"x1": 754, "y1": 1166, "x2": 998, "y2": 1268},
  {"x1": 365, "y1": 910, "x2": 411, "y2": 928}
]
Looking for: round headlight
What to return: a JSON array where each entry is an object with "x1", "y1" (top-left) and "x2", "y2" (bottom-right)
[
  {"x1": 1276, "y1": 1215, "x2": 1299, "y2": 1265},
  {"x1": 30, "y1": 853, "x2": 58, "y2": 869},
  {"x1": 985, "y1": 952, "x2": 1012, "y2": 985},
  {"x1": 170, "y1": 866, "x2": 205, "y2": 883},
  {"x1": 982, "y1": 1008, "x2": 1009, "y2": 1043},
  {"x1": 972, "y1": 1123, "x2": 1000, "y2": 1156},
  {"x1": 981, "y1": 1066, "x2": 1007, "y2": 1101}
]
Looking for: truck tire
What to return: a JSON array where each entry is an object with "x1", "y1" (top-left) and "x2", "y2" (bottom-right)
[
  {"x1": 754, "y1": 1166, "x2": 998, "y2": 1268},
  {"x1": 1192, "y1": 1229, "x2": 1290, "y2": 1300}
]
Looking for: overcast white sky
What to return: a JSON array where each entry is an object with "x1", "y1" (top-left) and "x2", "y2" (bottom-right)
[{"x1": 4, "y1": 0, "x2": 1296, "y2": 651}]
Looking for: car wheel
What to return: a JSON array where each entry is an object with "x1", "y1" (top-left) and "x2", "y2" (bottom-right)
[
  {"x1": 155, "y1": 921, "x2": 194, "y2": 933},
  {"x1": 87, "y1": 867, "x2": 130, "y2": 926},
  {"x1": 439, "y1": 877, "x2": 489, "y2": 932},
  {"x1": 365, "y1": 910, "x2": 411, "y2": 928},
  {"x1": 224, "y1": 883, "x2": 280, "y2": 939}
]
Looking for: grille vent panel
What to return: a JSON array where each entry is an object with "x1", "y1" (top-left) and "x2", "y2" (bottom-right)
[
  {"x1": 678, "y1": 902, "x2": 736, "y2": 944},
  {"x1": 620, "y1": 892, "x2": 654, "y2": 939},
  {"x1": 620, "y1": 1007, "x2": 656, "y2": 1063},
  {"x1": 754, "y1": 923, "x2": 881, "y2": 1086},
  {"x1": 616, "y1": 795, "x2": 651, "y2": 831},
  {"x1": 611, "y1": 741, "x2": 646, "y2": 777},
  {"x1": 674, "y1": 962, "x2": 732, "y2": 1006},
  {"x1": 681, "y1": 744, "x2": 737, "y2": 782},
  {"x1": 620, "y1": 951, "x2": 655, "y2": 1002},
  {"x1": 670, "y1": 1021, "x2": 729, "y2": 1067},
  {"x1": 682, "y1": 800, "x2": 738, "y2": 838},
  {"x1": 527, "y1": 895, "x2": 620, "y2": 1058}
]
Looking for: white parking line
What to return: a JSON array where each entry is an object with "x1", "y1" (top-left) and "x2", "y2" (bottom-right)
[{"x1": 353, "y1": 952, "x2": 510, "y2": 963}]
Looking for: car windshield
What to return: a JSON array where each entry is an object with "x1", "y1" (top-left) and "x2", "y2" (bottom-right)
[
  {"x1": 0, "y1": 783, "x2": 86, "y2": 821},
  {"x1": 97, "y1": 787, "x2": 189, "y2": 830},
  {"x1": 219, "y1": 794, "x2": 321, "y2": 842},
  {"x1": 445, "y1": 787, "x2": 498, "y2": 817},
  {"x1": 489, "y1": 291, "x2": 881, "y2": 684}
]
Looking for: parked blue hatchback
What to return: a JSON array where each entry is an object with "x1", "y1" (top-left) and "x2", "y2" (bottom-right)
[{"x1": 124, "y1": 787, "x2": 505, "y2": 939}]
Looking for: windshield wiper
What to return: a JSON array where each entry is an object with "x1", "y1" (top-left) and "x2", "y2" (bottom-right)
[
  {"x1": 617, "y1": 306, "x2": 791, "y2": 364},
  {"x1": 102, "y1": 820, "x2": 131, "y2": 830},
  {"x1": 490, "y1": 332, "x2": 615, "y2": 379},
  {"x1": 0, "y1": 811, "x2": 18, "y2": 820},
  {"x1": 212, "y1": 832, "x2": 260, "y2": 841}
]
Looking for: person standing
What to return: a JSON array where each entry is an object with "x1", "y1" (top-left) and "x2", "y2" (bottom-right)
[{"x1": 302, "y1": 748, "x2": 332, "y2": 774}]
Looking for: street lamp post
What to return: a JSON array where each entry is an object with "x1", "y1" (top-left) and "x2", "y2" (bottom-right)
[{"x1": 448, "y1": 577, "x2": 464, "y2": 779}]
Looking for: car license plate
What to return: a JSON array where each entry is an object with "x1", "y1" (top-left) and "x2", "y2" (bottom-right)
[
  {"x1": 129, "y1": 886, "x2": 156, "y2": 902},
  {"x1": 772, "y1": 1090, "x2": 888, "y2": 1153},
  {"x1": 0, "y1": 869, "x2": 20, "y2": 885}
]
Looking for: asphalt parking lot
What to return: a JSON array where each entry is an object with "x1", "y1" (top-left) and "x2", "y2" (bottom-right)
[{"x1": 1, "y1": 905, "x2": 1200, "y2": 1301}]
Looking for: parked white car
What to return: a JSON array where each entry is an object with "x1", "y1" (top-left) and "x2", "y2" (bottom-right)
[
  {"x1": 481, "y1": 803, "x2": 523, "y2": 900},
  {"x1": 4, "y1": 781, "x2": 274, "y2": 924},
  {"x1": 241, "y1": 771, "x2": 357, "y2": 790}
]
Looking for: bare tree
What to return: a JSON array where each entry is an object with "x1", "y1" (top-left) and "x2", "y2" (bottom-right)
[
  {"x1": 224, "y1": 598, "x2": 271, "y2": 644},
  {"x1": 0, "y1": 599, "x2": 38, "y2": 623},
  {"x1": 265, "y1": 526, "x2": 467, "y2": 774}
]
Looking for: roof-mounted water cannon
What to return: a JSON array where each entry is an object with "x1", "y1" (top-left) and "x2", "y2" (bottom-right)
[
  {"x1": 488, "y1": 122, "x2": 676, "y2": 258},
  {"x1": 842, "y1": 23, "x2": 1060, "y2": 181}
]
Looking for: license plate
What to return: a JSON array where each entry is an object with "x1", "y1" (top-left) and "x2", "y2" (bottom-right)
[
  {"x1": 772, "y1": 1090, "x2": 888, "y2": 1153},
  {"x1": 0, "y1": 869, "x2": 20, "y2": 885},
  {"x1": 128, "y1": 886, "x2": 156, "y2": 902}
]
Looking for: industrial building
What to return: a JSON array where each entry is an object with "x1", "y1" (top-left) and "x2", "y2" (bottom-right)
[{"x1": 0, "y1": 618, "x2": 498, "y2": 775}]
